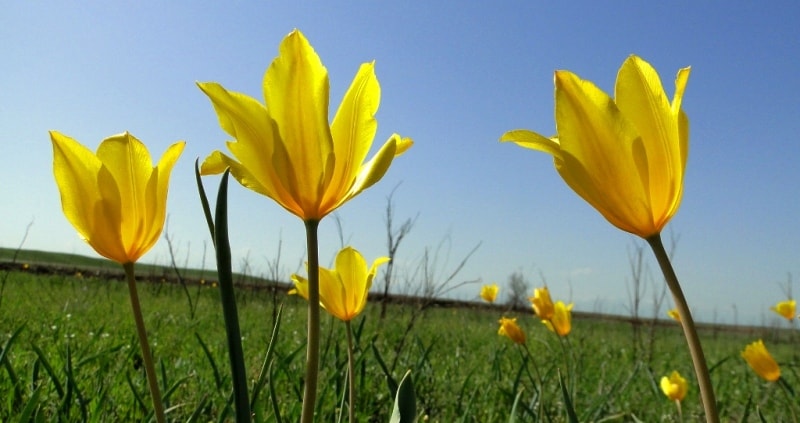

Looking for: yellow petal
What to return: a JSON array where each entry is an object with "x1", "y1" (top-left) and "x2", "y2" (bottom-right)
[
  {"x1": 51, "y1": 131, "x2": 103, "y2": 243},
  {"x1": 290, "y1": 274, "x2": 310, "y2": 299},
  {"x1": 554, "y1": 69, "x2": 652, "y2": 236},
  {"x1": 318, "y1": 265, "x2": 346, "y2": 319},
  {"x1": 393, "y1": 135, "x2": 414, "y2": 156},
  {"x1": 264, "y1": 29, "x2": 332, "y2": 213},
  {"x1": 141, "y1": 141, "x2": 185, "y2": 258},
  {"x1": 197, "y1": 82, "x2": 297, "y2": 209},
  {"x1": 335, "y1": 134, "x2": 399, "y2": 212},
  {"x1": 96, "y1": 133, "x2": 153, "y2": 252},
  {"x1": 500, "y1": 129, "x2": 561, "y2": 158},
  {"x1": 327, "y1": 62, "x2": 380, "y2": 207}
]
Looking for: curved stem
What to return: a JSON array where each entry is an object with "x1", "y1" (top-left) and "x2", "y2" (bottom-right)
[
  {"x1": 346, "y1": 320, "x2": 356, "y2": 423},
  {"x1": 646, "y1": 234, "x2": 718, "y2": 423},
  {"x1": 123, "y1": 263, "x2": 165, "y2": 423},
  {"x1": 300, "y1": 219, "x2": 321, "y2": 423}
]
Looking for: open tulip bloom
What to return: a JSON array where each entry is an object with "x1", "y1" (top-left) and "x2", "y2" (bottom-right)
[
  {"x1": 290, "y1": 246, "x2": 389, "y2": 322},
  {"x1": 480, "y1": 283, "x2": 500, "y2": 303},
  {"x1": 51, "y1": 131, "x2": 184, "y2": 423},
  {"x1": 770, "y1": 299, "x2": 796, "y2": 321},
  {"x1": 197, "y1": 29, "x2": 410, "y2": 423},
  {"x1": 530, "y1": 286, "x2": 555, "y2": 319},
  {"x1": 660, "y1": 371, "x2": 689, "y2": 402},
  {"x1": 498, "y1": 317, "x2": 526, "y2": 345},
  {"x1": 501, "y1": 56, "x2": 720, "y2": 422},
  {"x1": 742, "y1": 340, "x2": 781, "y2": 382}
]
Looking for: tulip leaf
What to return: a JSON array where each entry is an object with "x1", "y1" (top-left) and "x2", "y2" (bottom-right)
[
  {"x1": 194, "y1": 159, "x2": 215, "y2": 243},
  {"x1": 389, "y1": 370, "x2": 415, "y2": 423},
  {"x1": 213, "y1": 169, "x2": 251, "y2": 422},
  {"x1": 558, "y1": 370, "x2": 579, "y2": 423}
]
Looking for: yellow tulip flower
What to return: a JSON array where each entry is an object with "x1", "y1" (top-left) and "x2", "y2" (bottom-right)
[
  {"x1": 501, "y1": 56, "x2": 690, "y2": 238},
  {"x1": 498, "y1": 317, "x2": 526, "y2": 345},
  {"x1": 480, "y1": 283, "x2": 499, "y2": 303},
  {"x1": 742, "y1": 340, "x2": 780, "y2": 382},
  {"x1": 667, "y1": 308, "x2": 681, "y2": 322},
  {"x1": 290, "y1": 247, "x2": 389, "y2": 322},
  {"x1": 51, "y1": 131, "x2": 185, "y2": 264},
  {"x1": 543, "y1": 301, "x2": 573, "y2": 337},
  {"x1": 770, "y1": 299, "x2": 796, "y2": 321},
  {"x1": 529, "y1": 286, "x2": 554, "y2": 320},
  {"x1": 198, "y1": 29, "x2": 412, "y2": 222},
  {"x1": 660, "y1": 371, "x2": 688, "y2": 401}
]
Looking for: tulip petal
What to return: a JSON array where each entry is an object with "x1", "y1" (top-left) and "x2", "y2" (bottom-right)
[
  {"x1": 335, "y1": 134, "x2": 399, "y2": 212},
  {"x1": 328, "y1": 62, "x2": 380, "y2": 207},
  {"x1": 264, "y1": 29, "x2": 333, "y2": 213},
  {"x1": 500, "y1": 129, "x2": 561, "y2": 158},
  {"x1": 141, "y1": 141, "x2": 185, "y2": 258},
  {"x1": 554, "y1": 70, "x2": 653, "y2": 236},
  {"x1": 615, "y1": 57, "x2": 682, "y2": 226},
  {"x1": 197, "y1": 82, "x2": 298, "y2": 211},
  {"x1": 51, "y1": 131, "x2": 103, "y2": 242},
  {"x1": 96, "y1": 133, "x2": 153, "y2": 251}
]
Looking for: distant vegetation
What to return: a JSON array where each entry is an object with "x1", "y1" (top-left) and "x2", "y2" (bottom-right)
[{"x1": 0, "y1": 252, "x2": 796, "y2": 421}]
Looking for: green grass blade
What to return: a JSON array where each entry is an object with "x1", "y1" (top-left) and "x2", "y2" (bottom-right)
[
  {"x1": 268, "y1": 361, "x2": 283, "y2": 423},
  {"x1": 29, "y1": 343, "x2": 64, "y2": 398},
  {"x1": 251, "y1": 304, "x2": 283, "y2": 411},
  {"x1": 17, "y1": 385, "x2": 43, "y2": 423},
  {"x1": 507, "y1": 388, "x2": 524, "y2": 423},
  {"x1": 186, "y1": 394, "x2": 209, "y2": 423},
  {"x1": 195, "y1": 333, "x2": 222, "y2": 390}
]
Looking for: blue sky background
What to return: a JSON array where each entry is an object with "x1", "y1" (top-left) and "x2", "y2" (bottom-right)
[{"x1": 2, "y1": 2, "x2": 799, "y2": 325}]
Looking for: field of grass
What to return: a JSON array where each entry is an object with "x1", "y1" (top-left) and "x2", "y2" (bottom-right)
[{"x1": 0, "y1": 259, "x2": 797, "y2": 422}]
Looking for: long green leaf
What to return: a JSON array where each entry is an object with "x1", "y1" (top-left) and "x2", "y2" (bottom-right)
[
  {"x1": 558, "y1": 369, "x2": 579, "y2": 423},
  {"x1": 389, "y1": 370, "x2": 415, "y2": 423},
  {"x1": 194, "y1": 159, "x2": 215, "y2": 242},
  {"x1": 213, "y1": 169, "x2": 251, "y2": 422}
]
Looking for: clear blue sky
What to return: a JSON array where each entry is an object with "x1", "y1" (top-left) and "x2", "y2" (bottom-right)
[{"x1": 2, "y1": 2, "x2": 799, "y2": 325}]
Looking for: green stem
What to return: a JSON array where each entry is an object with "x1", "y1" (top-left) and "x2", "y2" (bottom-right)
[
  {"x1": 646, "y1": 234, "x2": 718, "y2": 423},
  {"x1": 123, "y1": 262, "x2": 165, "y2": 423},
  {"x1": 521, "y1": 343, "x2": 544, "y2": 417},
  {"x1": 346, "y1": 320, "x2": 355, "y2": 423},
  {"x1": 300, "y1": 219, "x2": 321, "y2": 423}
]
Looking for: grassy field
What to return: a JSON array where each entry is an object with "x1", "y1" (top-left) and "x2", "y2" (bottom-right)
[{"x1": 0, "y1": 257, "x2": 797, "y2": 422}]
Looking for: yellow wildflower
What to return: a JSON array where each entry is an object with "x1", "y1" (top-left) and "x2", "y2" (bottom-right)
[
  {"x1": 498, "y1": 317, "x2": 526, "y2": 344},
  {"x1": 502, "y1": 56, "x2": 690, "y2": 238},
  {"x1": 51, "y1": 131, "x2": 184, "y2": 264},
  {"x1": 290, "y1": 247, "x2": 389, "y2": 322},
  {"x1": 198, "y1": 29, "x2": 411, "y2": 222},
  {"x1": 742, "y1": 340, "x2": 780, "y2": 382}
]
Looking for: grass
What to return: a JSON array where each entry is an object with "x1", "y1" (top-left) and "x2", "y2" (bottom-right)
[{"x1": 0, "y1": 257, "x2": 797, "y2": 421}]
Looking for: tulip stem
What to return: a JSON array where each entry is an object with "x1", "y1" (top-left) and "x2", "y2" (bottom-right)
[
  {"x1": 646, "y1": 234, "x2": 718, "y2": 423},
  {"x1": 346, "y1": 320, "x2": 356, "y2": 423},
  {"x1": 123, "y1": 262, "x2": 166, "y2": 423},
  {"x1": 300, "y1": 219, "x2": 321, "y2": 423}
]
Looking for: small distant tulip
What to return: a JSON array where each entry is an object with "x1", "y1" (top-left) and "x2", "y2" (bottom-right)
[
  {"x1": 498, "y1": 317, "x2": 526, "y2": 344},
  {"x1": 480, "y1": 283, "x2": 499, "y2": 303},
  {"x1": 290, "y1": 247, "x2": 389, "y2": 322},
  {"x1": 530, "y1": 287, "x2": 555, "y2": 319},
  {"x1": 543, "y1": 301, "x2": 574, "y2": 337},
  {"x1": 770, "y1": 300, "x2": 796, "y2": 321},
  {"x1": 660, "y1": 371, "x2": 688, "y2": 401},
  {"x1": 742, "y1": 340, "x2": 781, "y2": 382}
]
